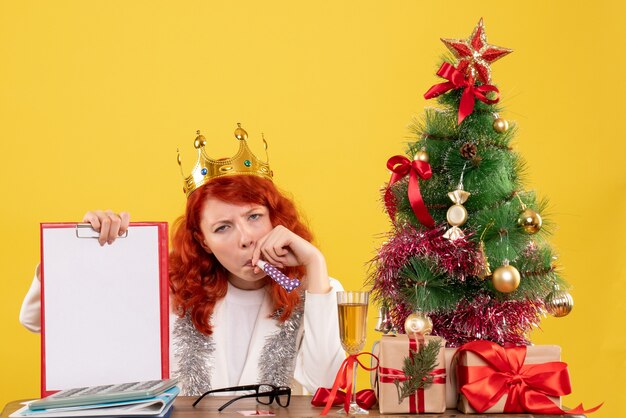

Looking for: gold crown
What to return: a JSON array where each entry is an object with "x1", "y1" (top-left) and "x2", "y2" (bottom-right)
[{"x1": 178, "y1": 123, "x2": 273, "y2": 196}]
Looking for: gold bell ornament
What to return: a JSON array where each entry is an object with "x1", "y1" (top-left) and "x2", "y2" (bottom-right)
[
  {"x1": 476, "y1": 220, "x2": 495, "y2": 279},
  {"x1": 374, "y1": 305, "x2": 393, "y2": 334},
  {"x1": 404, "y1": 311, "x2": 433, "y2": 335},
  {"x1": 492, "y1": 259, "x2": 521, "y2": 293},
  {"x1": 545, "y1": 286, "x2": 574, "y2": 317},
  {"x1": 493, "y1": 113, "x2": 509, "y2": 133},
  {"x1": 477, "y1": 241, "x2": 492, "y2": 279}
]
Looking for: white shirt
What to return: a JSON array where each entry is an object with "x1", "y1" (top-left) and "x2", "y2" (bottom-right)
[{"x1": 223, "y1": 282, "x2": 265, "y2": 386}]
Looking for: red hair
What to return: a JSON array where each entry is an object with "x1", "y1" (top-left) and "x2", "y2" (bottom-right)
[{"x1": 169, "y1": 175, "x2": 312, "y2": 336}]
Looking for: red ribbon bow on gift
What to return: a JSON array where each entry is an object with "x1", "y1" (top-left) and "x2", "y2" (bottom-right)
[
  {"x1": 316, "y1": 352, "x2": 379, "y2": 416},
  {"x1": 385, "y1": 155, "x2": 435, "y2": 228},
  {"x1": 311, "y1": 388, "x2": 377, "y2": 410},
  {"x1": 456, "y1": 340, "x2": 602, "y2": 415},
  {"x1": 424, "y1": 62, "x2": 500, "y2": 125}
]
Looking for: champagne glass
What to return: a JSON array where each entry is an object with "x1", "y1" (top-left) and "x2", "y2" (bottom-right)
[{"x1": 337, "y1": 291, "x2": 369, "y2": 415}]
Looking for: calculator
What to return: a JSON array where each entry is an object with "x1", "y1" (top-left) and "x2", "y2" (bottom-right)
[{"x1": 28, "y1": 379, "x2": 179, "y2": 410}]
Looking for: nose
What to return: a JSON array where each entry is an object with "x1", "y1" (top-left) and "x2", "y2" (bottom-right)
[{"x1": 237, "y1": 224, "x2": 255, "y2": 249}]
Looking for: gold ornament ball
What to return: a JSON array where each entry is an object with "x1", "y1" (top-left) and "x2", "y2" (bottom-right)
[
  {"x1": 492, "y1": 264, "x2": 521, "y2": 293},
  {"x1": 404, "y1": 312, "x2": 433, "y2": 335},
  {"x1": 545, "y1": 290, "x2": 574, "y2": 317},
  {"x1": 413, "y1": 150, "x2": 429, "y2": 162},
  {"x1": 518, "y1": 208, "x2": 542, "y2": 234},
  {"x1": 493, "y1": 117, "x2": 509, "y2": 133}
]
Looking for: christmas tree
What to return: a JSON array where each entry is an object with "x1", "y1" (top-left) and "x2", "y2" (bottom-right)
[{"x1": 370, "y1": 18, "x2": 574, "y2": 347}]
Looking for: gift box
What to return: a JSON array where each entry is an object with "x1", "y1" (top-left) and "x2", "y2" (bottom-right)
[
  {"x1": 444, "y1": 347, "x2": 458, "y2": 409},
  {"x1": 374, "y1": 334, "x2": 446, "y2": 414},
  {"x1": 455, "y1": 341, "x2": 566, "y2": 414}
]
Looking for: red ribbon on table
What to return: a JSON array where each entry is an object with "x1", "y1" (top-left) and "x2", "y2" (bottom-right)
[
  {"x1": 385, "y1": 155, "x2": 435, "y2": 228},
  {"x1": 455, "y1": 340, "x2": 602, "y2": 414},
  {"x1": 317, "y1": 352, "x2": 379, "y2": 415},
  {"x1": 311, "y1": 388, "x2": 377, "y2": 410},
  {"x1": 424, "y1": 62, "x2": 500, "y2": 125},
  {"x1": 378, "y1": 335, "x2": 446, "y2": 413}
]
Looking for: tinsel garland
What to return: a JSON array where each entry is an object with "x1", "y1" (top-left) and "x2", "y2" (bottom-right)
[
  {"x1": 172, "y1": 299, "x2": 305, "y2": 395},
  {"x1": 172, "y1": 314, "x2": 215, "y2": 396},
  {"x1": 391, "y1": 294, "x2": 545, "y2": 347},
  {"x1": 258, "y1": 301, "x2": 305, "y2": 387},
  {"x1": 370, "y1": 224, "x2": 546, "y2": 346},
  {"x1": 369, "y1": 224, "x2": 482, "y2": 303}
]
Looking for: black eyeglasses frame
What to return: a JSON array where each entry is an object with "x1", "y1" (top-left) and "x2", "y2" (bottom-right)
[{"x1": 192, "y1": 384, "x2": 292, "y2": 412}]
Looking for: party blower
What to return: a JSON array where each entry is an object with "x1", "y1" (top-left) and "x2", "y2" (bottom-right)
[{"x1": 256, "y1": 260, "x2": 300, "y2": 292}]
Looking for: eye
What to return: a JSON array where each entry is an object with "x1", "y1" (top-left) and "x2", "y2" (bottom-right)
[
  {"x1": 249, "y1": 213, "x2": 262, "y2": 221},
  {"x1": 214, "y1": 224, "x2": 229, "y2": 233}
]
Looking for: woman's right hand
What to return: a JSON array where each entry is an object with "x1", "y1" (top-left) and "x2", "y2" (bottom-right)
[{"x1": 82, "y1": 210, "x2": 130, "y2": 246}]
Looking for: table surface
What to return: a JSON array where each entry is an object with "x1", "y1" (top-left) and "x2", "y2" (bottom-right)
[{"x1": 1, "y1": 396, "x2": 586, "y2": 418}]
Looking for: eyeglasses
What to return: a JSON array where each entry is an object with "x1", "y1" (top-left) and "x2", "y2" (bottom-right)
[{"x1": 192, "y1": 384, "x2": 292, "y2": 412}]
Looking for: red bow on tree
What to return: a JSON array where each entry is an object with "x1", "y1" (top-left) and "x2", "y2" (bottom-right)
[
  {"x1": 385, "y1": 155, "x2": 435, "y2": 228},
  {"x1": 424, "y1": 62, "x2": 500, "y2": 124},
  {"x1": 456, "y1": 340, "x2": 602, "y2": 415}
]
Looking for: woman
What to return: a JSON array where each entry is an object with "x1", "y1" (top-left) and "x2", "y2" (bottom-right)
[{"x1": 20, "y1": 126, "x2": 345, "y2": 396}]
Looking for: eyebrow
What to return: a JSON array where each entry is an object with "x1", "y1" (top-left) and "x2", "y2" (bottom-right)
[{"x1": 209, "y1": 206, "x2": 266, "y2": 227}]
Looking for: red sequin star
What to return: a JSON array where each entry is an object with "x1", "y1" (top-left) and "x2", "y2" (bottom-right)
[{"x1": 440, "y1": 18, "x2": 512, "y2": 84}]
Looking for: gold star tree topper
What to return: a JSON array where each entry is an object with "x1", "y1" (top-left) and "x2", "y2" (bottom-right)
[{"x1": 441, "y1": 18, "x2": 512, "y2": 84}]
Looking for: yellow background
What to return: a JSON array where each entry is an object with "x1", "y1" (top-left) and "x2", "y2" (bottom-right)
[{"x1": 1, "y1": 1, "x2": 623, "y2": 416}]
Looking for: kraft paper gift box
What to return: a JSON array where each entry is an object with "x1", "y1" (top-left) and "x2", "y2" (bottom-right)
[
  {"x1": 374, "y1": 334, "x2": 446, "y2": 414},
  {"x1": 444, "y1": 347, "x2": 458, "y2": 409},
  {"x1": 455, "y1": 342, "x2": 563, "y2": 414}
]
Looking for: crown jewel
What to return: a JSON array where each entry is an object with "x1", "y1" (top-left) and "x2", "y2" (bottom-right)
[{"x1": 178, "y1": 123, "x2": 273, "y2": 196}]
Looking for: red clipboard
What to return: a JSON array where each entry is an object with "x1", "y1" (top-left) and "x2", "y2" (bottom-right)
[{"x1": 40, "y1": 222, "x2": 169, "y2": 397}]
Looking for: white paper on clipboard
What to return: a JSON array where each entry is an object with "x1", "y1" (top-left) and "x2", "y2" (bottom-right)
[{"x1": 40, "y1": 222, "x2": 169, "y2": 396}]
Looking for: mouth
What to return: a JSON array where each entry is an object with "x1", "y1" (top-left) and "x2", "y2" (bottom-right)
[{"x1": 244, "y1": 259, "x2": 253, "y2": 267}]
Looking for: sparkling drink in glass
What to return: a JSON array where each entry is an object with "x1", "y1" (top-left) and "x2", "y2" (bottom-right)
[{"x1": 336, "y1": 291, "x2": 369, "y2": 415}]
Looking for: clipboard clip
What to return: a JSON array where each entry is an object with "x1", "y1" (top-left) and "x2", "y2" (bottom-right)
[{"x1": 75, "y1": 224, "x2": 129, "y2": 239}]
